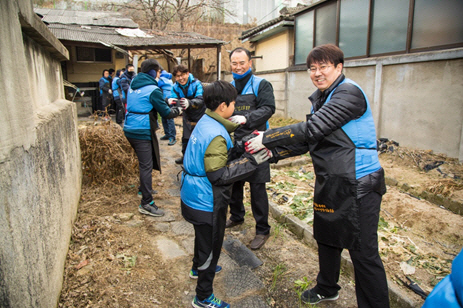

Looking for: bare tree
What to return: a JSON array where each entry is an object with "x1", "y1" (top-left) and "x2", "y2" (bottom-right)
[
  {"x1": 122, "y1": 0, "x2": 176, "y2": 30},
  {"x1": 169, "y1": 0, "x2": 234, "y2": 31}
]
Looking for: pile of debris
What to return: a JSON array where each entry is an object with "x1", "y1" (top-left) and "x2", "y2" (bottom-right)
[{"x1": 79, "y1": 123, "x2": 139, "y2": 186}]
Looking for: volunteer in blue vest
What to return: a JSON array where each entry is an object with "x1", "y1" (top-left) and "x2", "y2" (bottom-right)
[
  {"x1": 245, "y1": 44, "x2": 389, "y2": 307},
  {"x1": 225, "y1": 47, "x2": 276, "y2": 250},
  {"x1": 98, "y1": 69, "x2": 112, "y2": 116},
  {"x1": 181, "y1": 80, "x2": 272, "y2": 308},
  {"x1": 112, "y1": 69, "x2": 125, "y2": 125},
  {"x1": 168, "y1": 65, "x2": 205, "y2": 164},
  {"x1": 123, "y1": 59, "x2": 183, "y2": 217},
  {"x1": 158, "y1": 70, "x2": 177, "y2": 146}
]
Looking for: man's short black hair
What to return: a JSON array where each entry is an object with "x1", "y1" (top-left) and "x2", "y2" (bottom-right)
[
  {"x1": 115, "y1": 69, "x2": 122, "y2": 77},
  {"x1": 102, "y1": 69, "x2": 109, "y2": 76},
  {"x1": 173, "y1": 64, "x2": 189, "y2": 76},
  {"x1": 126, "y1": 63, "x2": 134, "y2": 70},
  {"x1": 229, "y1": 47, "x2": 252, "y2": 61},
  {"x1": 140, "y1": 59, "x2": 161, "y2": 73},
  {"x1": 108, "y1": 68, "x2": 115, "y2": 74},
  {"x1": 307, "y1": 44, "x2": 344, "y2": 68},
  {"x1": 204, "y1": 80, "x2": 237, "y2": 111}
]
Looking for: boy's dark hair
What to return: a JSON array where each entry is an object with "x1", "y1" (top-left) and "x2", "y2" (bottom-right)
[
  {"x1": 126, "y1": 63, "x2": 134, "y2": 70},
  {"x1": 229, "y1": 47, "x2": 252, "y2": 61},
  {"x1": 173, "y1": 64, "x2": 189, "y2": 76},
  {"x1": 306, "y1": 44, "x2": 344, "y2": 68},
  {"x1": 102, "y1": 69, "x2": 109, "y2": 76},
  {"x1": 204, "y1": 80, "x2": 237, "y2": 111},
  {"x1": 141, "y1": 59, "x2": 161, "y2": 73}
]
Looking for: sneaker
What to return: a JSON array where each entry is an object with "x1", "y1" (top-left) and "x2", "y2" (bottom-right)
[
  {"x1": 160, "y1": 135, "x2": 169, "y2": 140},
  {"x1": 168, "y1": 138, "x2": 177, "y2": 146},
  {"x1": 175, "y1": 157, "x2": 184, "y2": 164},
  {"x1": 138, "y1": 201, "x2": 164, "y2": 217},
  {"x1": 301, "y1": 288, "x2": 339, "y2": 305},
  {"x1": 189, "y1": 265, "x2": 222, "y2": 279},
  {"x1": 137, "y1": 189, "x2": 158, "y2": 198},
  {"x1": 192, "y1": 294, "x2": 229, "y2": 308}
]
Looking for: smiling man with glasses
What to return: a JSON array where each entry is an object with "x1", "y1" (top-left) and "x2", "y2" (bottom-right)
[{"x1": 245, "y1": 44, "x2": 390, "y2": 308}]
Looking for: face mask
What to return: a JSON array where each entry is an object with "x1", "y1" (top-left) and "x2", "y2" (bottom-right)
[{"x1": 127, "y1": 71, "x2": 134, "y2": 76}]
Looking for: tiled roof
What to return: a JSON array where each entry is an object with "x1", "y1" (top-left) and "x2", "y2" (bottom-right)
[
  {"x1": 239, "y1": 4, "x2": 309, "y2": 41},
  {"x1": 48, "y1": 24, "x2": 224, "y2": 47},
  {"x1": 34, "y1": 8, "x2": 139, "y2": 28}
]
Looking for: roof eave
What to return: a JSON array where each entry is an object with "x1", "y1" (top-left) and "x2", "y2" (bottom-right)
[{"x1": 241, "y1": 20, "x2": 294, "y2": 43}]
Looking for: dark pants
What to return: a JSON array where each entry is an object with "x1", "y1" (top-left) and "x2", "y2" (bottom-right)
[
  {"x1": 161, "y1": 117, "x2": 176, "y2": 139},
  {"x1": 314, "y1": 191, "x2": 390, "y2": 308},
  {"x1": 114, "y1": 98, "x2": 125, "y2": 124},
  {"x1": 229, "y1": 181, "x2": 270, "y2": 235},
  {"x1": 127, "y1": 137, "x2": 153, "y2": 205},
  {"x1": 193, "y1": 215, "x2": 226, "y2": 300},
  {"x1": 181, "y1": 115, "x2": 196, "y2": 155}
]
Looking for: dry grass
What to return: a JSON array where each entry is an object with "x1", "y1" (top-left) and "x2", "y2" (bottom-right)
[{"x1": 79, "y1": 122, "x2": 139, "y2": 186}]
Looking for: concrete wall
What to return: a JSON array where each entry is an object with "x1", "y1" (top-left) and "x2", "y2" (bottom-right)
[
  {"x1": 256, "y1": 48, "x2": 463, "y2": 160},
  {"x1": 255, "y1": 29, "x2": 292, "y2": 72},
  {"x1": 0, "y1": 1, "x2": 81, "y2": 307}
]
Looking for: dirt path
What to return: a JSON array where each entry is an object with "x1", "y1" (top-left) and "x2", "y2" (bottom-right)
[{"x1": 59, "y1": 117, "x2": 463, "y2": 307}]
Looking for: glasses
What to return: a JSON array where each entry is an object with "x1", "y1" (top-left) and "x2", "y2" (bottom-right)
[{"x1": 307, "y1": 65, "x2": 332, "y2": 74}]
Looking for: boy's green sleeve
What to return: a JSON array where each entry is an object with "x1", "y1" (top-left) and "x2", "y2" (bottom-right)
[{"x1": 204, "y1": 136, "x2": 228, "y2": 173}]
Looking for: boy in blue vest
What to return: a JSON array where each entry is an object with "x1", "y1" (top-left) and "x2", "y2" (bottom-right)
[{"x1": 181, "y1": 80, "x2": 271, "y2": 308}]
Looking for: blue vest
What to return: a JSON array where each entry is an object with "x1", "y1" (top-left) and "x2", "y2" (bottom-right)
[
  {"x1": 231, "y1": 74, "x2": 262, "y2": 96},
  {"x1": 123, "y1": 84, "x2": 157, "y2": 131},
  {"x1": 181, "y1": 115, "x2": 233, "y2": 212},
  {"x1": 326, "y1": 78, "x2": 381, "y2": 179},
  {"x1": 158, "y1": 77, "x2": 173, "y2": 99},
  {"x1": 112, "y1": 77, "x2": 125, "y2": 99}
]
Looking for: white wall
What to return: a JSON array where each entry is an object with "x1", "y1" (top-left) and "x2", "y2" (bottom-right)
[{"x1": 0, "y1": 1, "x2": 81, "y2": 307}]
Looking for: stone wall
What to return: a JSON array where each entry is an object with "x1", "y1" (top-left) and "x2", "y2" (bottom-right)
[{"x1": 0, "y1": 1, "x2": 80, "y2": 307}]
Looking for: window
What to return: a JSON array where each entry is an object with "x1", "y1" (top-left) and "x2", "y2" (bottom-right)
[
  {"x1": 370, "y1": 0, "x2": 409, "y2": 55},
  {"x1": 339, "y1": 0, "x2": 369, "y2": 58},
  {"x1": 76, "y1": 47, "x2": 112, "y2": 62},
  {"x1": 315, "y1": 2, "x2": 337, "y2": 47},
  {"x1": 295, "y1": 10, "x2": 314, "y2": 65},
  {"x1": 412, "y1": 0, "x2": 463, "y2": 49}
]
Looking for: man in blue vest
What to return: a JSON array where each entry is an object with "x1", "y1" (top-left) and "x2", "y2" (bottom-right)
[
  {"x1": 158, "y1": 70, "x2": 177, "y2": 146},
  {"x1": 225, "y1": 47, "x2": 276, "y2": 250},
  {"x1": 181, "y1": 80, "x2": 271, "y2": 308},
  {"x1": 98, "y1": 69, "x2": 112, "y2": 116},
  {"x1": 168, "y1": 65, "x2": 205, "y2": 164},
  {"x1": 124, "y1": 59, "x2": 182, "y2": 217},
  {"x1": 245, "y1": 44, "x2": 389, "y2": 307},
  {"x1": 112, "y1": 69, "x2": 125, "y2": 125}
]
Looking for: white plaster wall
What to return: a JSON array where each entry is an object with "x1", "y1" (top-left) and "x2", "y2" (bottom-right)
[
  {"x1": 255, "y1": 30, "x2": 291, "y2": 72},
  {"x1": 0, "y1": 1, "x2": 81, "y2": 307}
]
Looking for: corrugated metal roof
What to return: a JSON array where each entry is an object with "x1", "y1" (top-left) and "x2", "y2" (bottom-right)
[
  {"x1": 48, "y1": 24, "x2": 224, "y2": 47},
  {"x1": 34, "y1": 8, "x2": 139, "y2": 28}
]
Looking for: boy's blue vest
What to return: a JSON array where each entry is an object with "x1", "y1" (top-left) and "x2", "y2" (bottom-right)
[
  {"x1": 123, "y1": 84, "x2": 157, "y2": 131},
  {"x1": 181, "y1": 115, "x2": 233, "y2": 212},
  {"x1": 325, "y1": 78, "x2": 380, "y2": 179}
]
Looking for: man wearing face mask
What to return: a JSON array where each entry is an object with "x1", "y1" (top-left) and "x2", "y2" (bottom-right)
[
  {"x1": 120, "y1": 64, "x2": 137, "y2": 108},
  {"x1": 123, "y1": 59, "x2": 183, "y2": 217},
  {"x1": 225, "y1": 47, "x2": 276, "y2": 250}
]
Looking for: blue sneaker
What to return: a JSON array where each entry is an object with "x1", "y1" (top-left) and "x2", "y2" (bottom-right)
[
  {"x1": 192, "y1": 294, "x2": 229, "y2": 308},
  {"x1": 189, "y1": 265, "x2": 222, "y2": 279}
]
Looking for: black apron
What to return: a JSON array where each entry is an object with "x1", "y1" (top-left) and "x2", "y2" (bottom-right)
[
  {"x1": 308, "y1": 116, "x2": 360, "y2": 250},
  {"x1": 233, "y1": 91, "x2": 270, "y2": 183}
]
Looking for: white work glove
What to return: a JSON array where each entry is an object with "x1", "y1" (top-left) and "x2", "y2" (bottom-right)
[
  {"x1": 108, "y1": 89, "x2": 112, "y2": 94},
  {"x1": 180, "y1": 98, "x2": 190, "y2": 110},
  {"x1": 229, "y1": 115, "x2": 247, "y2": 125},
  {"x1": 168, "y1": 98, "x2": 178, "y2": 106},
  {"x1": 252, "y1": 148, "x2": 272, "y2": 164},
  {"x1": 245, "y1": 130, "x2": 265, "y2": 154},
  {"x1": 176, "y1": 106, "x2": 183, "y2": 116}
]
